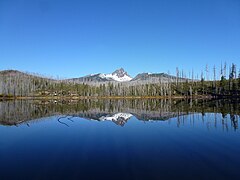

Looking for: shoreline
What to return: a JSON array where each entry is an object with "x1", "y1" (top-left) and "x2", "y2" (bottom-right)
[
  {"x1": 0, "y1": 95, "x2": 223, "y2": 101},
  {"x1": 1, "y1": 94, "x2": 240, "y2": 101}
]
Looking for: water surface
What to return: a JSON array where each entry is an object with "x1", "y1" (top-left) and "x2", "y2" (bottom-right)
[{"x1": 0, "y1": 99, "x2": 239, "y2": 180}]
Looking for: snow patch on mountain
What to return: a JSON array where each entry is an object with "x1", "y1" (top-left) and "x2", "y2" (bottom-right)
[
  {"x1": 105, "y1": 73, "x2": 132, "y2": 82},
  {"x1": 89, "y1": 68, "x2": 132, "y2": 82},
  {"x1": 98, "y1": 73, "x2": 106, "y2": 79},
  {"x1": 99, "y1": 113, "x2": 133, "y2": 121}
]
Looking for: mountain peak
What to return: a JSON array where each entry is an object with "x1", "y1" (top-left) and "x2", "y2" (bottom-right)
[
  {"x1": 112, "y1": 68, "x2": 128, "y2": 77},
  {"x1": 108, "y1": 68, "x2": 132, "y2": 81},
  {"x1": 84, "y1": 68, "x2": 131, "y2": 82}
]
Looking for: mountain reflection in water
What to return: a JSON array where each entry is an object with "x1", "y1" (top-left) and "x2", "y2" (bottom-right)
[
  {"x1": 0, "y1": 99, "x2": 239, "y2": 130},
  {"x1": 1, "y1": 99, "x2": 240, "y2": 180}
]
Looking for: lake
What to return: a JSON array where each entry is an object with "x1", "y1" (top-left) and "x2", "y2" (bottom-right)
[{"x1": 0, "y1": 99, "x2": 240, "y2": 180}]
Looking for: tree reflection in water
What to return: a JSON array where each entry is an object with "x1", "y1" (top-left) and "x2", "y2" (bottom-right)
[{"x1": 0, "y1": 99, "x2": 239, "y2": 130}]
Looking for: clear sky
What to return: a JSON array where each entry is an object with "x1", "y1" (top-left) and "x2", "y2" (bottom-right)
[{"x1": 0, "y1": 0, "x2": 240, "y2": 79}]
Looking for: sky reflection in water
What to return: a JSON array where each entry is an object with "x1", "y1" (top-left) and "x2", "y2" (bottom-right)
[{"x1": 0, "y1": 99, "x2": 239, "y2": 180}]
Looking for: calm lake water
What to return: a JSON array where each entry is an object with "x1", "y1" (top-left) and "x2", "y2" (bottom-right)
[{"x1": 0, "y1": 99, "x2": 240, "y2": 180}]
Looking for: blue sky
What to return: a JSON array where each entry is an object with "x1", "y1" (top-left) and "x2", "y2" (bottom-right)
[{"x1": 0, "y1": 0, "x2": 240, "y2": 79}]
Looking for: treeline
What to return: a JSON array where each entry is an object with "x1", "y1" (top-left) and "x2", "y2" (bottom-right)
[
  {"x1": 0, "y1": 70, "x2": 56, "y2": 97},
  {"x1": 0, "y1": 63, "x2": 240, "y2": 98},
  {"x1": 47, "y1": 78, "x2": 240, "y2": 98},
  {"x1": 40, "y1": 62, "x2": 240, "y2": 97}
]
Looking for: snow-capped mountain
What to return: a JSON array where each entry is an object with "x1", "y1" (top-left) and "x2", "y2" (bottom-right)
[
  {"x1": 64, "y1": 68, "x2": 188, "y2": 84},
  {"x1": 100, "y1": 68, "x2": 132, "y2": 82},
  {"x1": 66, "y1": 68, "x2": 132, "y2": 83}
]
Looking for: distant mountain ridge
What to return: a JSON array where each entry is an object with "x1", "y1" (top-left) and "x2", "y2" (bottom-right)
[
  {"x1": 0, "y1": 68, "x2": 188, "y2": 87},
  {"x1": 66, "y1": 68, "x2": 132, "y2": 83},
  {"x1": 65, "y1": 68, "x2": 187, "y2": 84}
]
